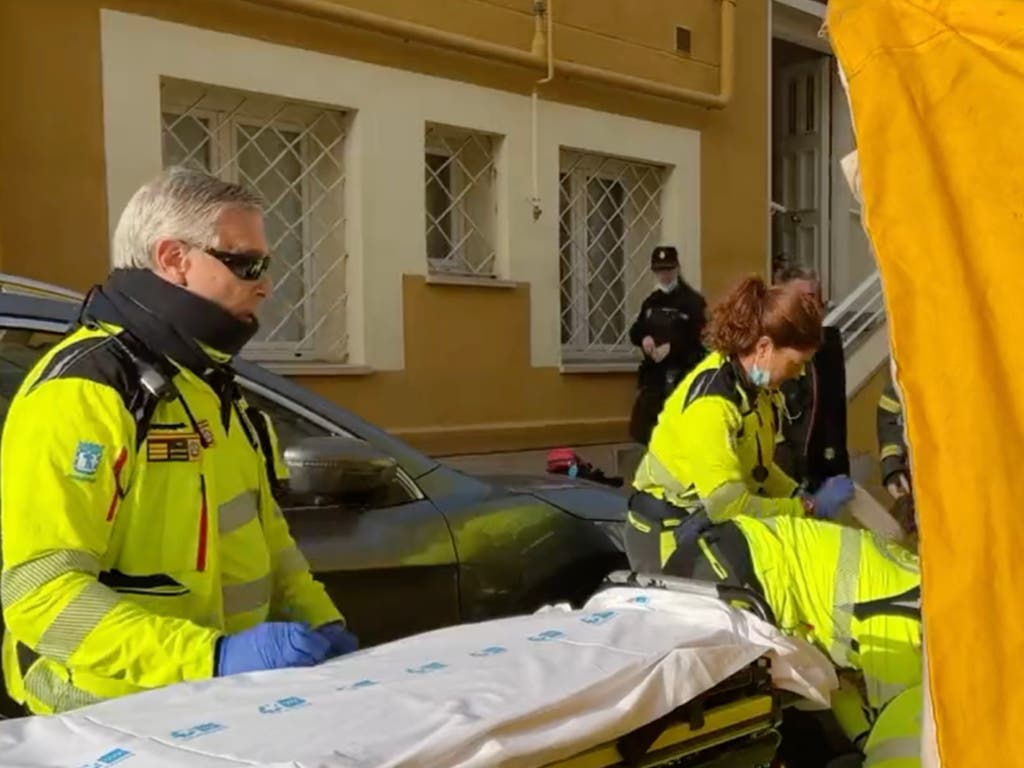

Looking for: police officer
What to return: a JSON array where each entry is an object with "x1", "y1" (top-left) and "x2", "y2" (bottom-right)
[
  {"x1": 627, "y1": 245, "x2": 707, "y2": 445},
  {"x1": 658, "y1": 513, "x2": 923, "y2": 749},
  {"x1": 626, "y1": 275, "x2": 855, "y2": 574},
  {"x1": 0, "y1": 167, "x2": 357, "y2": 715}
]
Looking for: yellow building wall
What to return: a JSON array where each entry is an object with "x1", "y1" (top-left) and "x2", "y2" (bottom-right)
[{"x1": 0, "y1": 0, "x2": 768, "y2": 455}]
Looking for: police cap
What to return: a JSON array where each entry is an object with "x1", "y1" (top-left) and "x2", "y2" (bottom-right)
[{"x1": 650, "y1": 245, "x2": 679, "y2": 271}]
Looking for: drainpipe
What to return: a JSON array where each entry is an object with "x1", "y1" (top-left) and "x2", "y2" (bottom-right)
[
  {"x1": 244, "y1": 0, "x2": 736, "y2": 108},
  {"x1": 530, "y1": 0, "x2": 555, "y2": 221}
]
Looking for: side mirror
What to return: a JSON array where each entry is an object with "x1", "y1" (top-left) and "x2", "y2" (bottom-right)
[{"x1": 283, "y1": 436, "x2": 398, "y2": 503}]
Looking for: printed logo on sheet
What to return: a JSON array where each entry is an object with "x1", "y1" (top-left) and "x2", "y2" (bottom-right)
[
  {"x1": 258, "y1": 696, "x2": 309, "y2": 715},
  {"x1": 170, "y1": 721, "x2": 227, "y2": 741},
  {"x1": 469, "y1": 646, "x2": 508, "y2": 658},
  {"x1": 77, "y1": 748, "x2": 133, "y2": 768},
  {"x1": 338, "y1": 678, "x2": 379, "y2": 692},
  {"x1": 527, "y1": 629, "x2": 566, "y2": 642}
]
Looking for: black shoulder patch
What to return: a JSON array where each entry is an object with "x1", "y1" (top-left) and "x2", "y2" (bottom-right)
[
  {"x1": 683, "y1": 363, "x2": 743, "y2": 411},
  {"x1": 30, "y1": 334, "x2": 146, "y2": 417}
]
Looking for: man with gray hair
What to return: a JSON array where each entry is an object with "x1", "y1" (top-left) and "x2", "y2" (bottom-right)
[{"x1": 0, "y1": 166, "x2": 356, "y2": 715}]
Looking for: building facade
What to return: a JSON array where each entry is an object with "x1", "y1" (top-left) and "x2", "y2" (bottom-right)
[{"x1": 0, "y1": 0, "x2": 807, "y2": 467}]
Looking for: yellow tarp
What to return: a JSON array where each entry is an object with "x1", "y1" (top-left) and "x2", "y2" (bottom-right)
[{"x1": 828, "y1": 1, "x2": 1024, "y2": 763}]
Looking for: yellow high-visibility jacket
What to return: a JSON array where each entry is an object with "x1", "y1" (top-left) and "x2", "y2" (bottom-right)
[
  {"x1": 737, "y1": 515, "x2": 922, "y2": 714},
  {"x1": 862, "y1": 684, "x2": 922, "y2": 767},
  {"x1": 633, "y1": 351, "x2": 805, "y2": 521},
  {"x1": 0, "y1": 325, "x2": 342, "y2": 714}
]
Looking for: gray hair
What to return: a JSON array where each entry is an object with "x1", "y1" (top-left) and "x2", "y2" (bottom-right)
[{"x1": 112, "y1": 166, "x2": 265, "y2": 270}]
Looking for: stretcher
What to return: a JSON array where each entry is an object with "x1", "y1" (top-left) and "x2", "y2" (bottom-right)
[
  {"x1": 0, "y1": 574, "x2": 837, "y2": 768},
  {"x1": 548, "y1": 572, "x2": 794, "y2": 768}
]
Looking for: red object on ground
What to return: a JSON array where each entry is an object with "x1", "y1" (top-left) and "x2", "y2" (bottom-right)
[{"x1": 546, "y1": 448, "x2": 578, "y2": 474}]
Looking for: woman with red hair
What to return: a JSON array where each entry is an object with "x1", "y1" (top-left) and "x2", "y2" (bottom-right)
[{"x1": 626, "y1": 275, "x2": 855, "y2": 573}]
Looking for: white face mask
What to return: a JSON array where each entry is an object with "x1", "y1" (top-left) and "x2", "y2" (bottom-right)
[{"x1": 654, "y1": 272, "x2": 678, "y2": 292}]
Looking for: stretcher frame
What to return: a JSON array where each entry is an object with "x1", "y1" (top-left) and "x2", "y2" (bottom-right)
[{"x1": 544, "y1": 571, "x2": 794, "y2": 768}]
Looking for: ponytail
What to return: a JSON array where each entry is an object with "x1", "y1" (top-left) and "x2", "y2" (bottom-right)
[
  {"x1": 704, "y1": 275, "x2": 768, "y2": 355},
  {"x1": 704, "y1": 274, "x2": 823, "y2": 356}
]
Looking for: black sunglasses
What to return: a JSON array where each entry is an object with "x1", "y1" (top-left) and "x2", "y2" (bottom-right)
[{"x1": 197, "y1": 246, "x2": 272, "y2": 281}]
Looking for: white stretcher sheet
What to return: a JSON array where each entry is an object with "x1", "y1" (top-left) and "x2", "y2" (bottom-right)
[{"x1": 0, "y1": 588, "x2": 837, "y2": 768}]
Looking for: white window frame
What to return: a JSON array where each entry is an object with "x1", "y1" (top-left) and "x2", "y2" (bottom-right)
[
  {"x1": 423, "y1": 123, "x2": 498, "y2": 278},
  {"x1": 161, "y1": 88, "x2": 347, "y2": 362},
  {"x1": 560, "y1": 151, "x2": 667, "y2": 363},
  {"x1": 233, "y1": 115, "x2": 318, "y2": 358},
  {"x1": 424, "y1": 143, "x2": 469, "y2": 274}
]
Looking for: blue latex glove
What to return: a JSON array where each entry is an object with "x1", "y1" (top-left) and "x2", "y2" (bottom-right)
[
  {"x1": 215, "y1": 622, "x2": 332, "y2": 677},
  {"x1": 317, "y1": 621, "x2": 359, "y2": 658},
  {"x1": 812, "y1": 475, "x2": 856, "y2": 520}
]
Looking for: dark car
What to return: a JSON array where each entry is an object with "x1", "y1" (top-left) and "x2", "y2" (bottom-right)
[{"x1": 0, "y1": 275, "x2": 628, "y2": 714}]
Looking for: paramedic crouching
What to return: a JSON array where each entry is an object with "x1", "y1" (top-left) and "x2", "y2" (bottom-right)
[
  {"x1": 655, "y1": 513, "x2": 923, "y2": 760},
  {"x1": 626, "y1": 275, "x2": 855, "y2": 574},
  {"x1": 0, "y1": 167, "x2": 357, "y2": 715}
]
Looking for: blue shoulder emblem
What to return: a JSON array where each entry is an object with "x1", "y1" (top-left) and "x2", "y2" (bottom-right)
[{"x1": 71, "y1": 441, "x2": 104, "y2": 480}]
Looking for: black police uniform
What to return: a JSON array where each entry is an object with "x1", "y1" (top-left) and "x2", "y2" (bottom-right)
[{"x1": 627, "y1": 246, "x2": 707, "y2": 445}]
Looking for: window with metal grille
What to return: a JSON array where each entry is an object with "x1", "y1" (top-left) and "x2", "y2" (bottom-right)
[
  {"x1": 424, "y1": 123, "x2": 498, "y2": 276},
  {"x1": 559, "y1": 149, "x2": 668, "y2": 362},
  {"x1": 160, "y1": 77, "x2": 349, "y2": 363}
]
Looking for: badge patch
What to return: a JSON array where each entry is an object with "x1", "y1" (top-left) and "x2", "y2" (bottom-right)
[
  {"x1": 147, "y1": 433, "x2": 202, "y2": 463},
  {"x1": 71, "y1": 441, "x2": 104, "y2": 479},
  {"x1": 196, "y1": 420, "x2": 215, "y2": 447}
]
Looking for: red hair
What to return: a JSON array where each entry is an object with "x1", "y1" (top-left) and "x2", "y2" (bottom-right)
[{"x1": 704, "y1": 275, "x2": 824, "y2": 355}]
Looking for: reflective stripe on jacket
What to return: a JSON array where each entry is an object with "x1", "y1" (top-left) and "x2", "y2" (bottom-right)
[
  {"x1": 735, "y1": 515, "x2": 922, "y2": 714},
  {"x1": 863, "y1": 684, "x2": 922, "y2": 767},
  {"x1": 632, "y1": 350, "x2": 804, "y2": 521},
  {"x1": 0, "y1": 325, "x2": 341, "y2": 713},
  {"x1": 877, "y1": 379, "x2": 909, "y2": 485}
]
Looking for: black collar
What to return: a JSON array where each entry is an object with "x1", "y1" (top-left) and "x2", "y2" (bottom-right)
[{"x1": 79, "y1": 268, "x2": 258, "y2": 376}]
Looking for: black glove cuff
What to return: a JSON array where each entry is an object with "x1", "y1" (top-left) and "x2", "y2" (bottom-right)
[{"x1": 212, "y1": 636, "x2": 224, "y2": 677}]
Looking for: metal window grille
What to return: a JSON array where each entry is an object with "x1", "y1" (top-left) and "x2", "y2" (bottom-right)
[
  {"x1": 559, "y1": 149, "x2": 668, "y2": 362},
  {"x1": 424, "y1": 123, "x2": 497, "y2": 276},
  {"x1": 160, "y1": 77, "x2": 349, "y2": 363}
]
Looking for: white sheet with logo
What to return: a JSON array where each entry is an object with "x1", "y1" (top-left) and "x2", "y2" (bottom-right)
[{"x1": 0, "y1": 588, "x2": 837, "y2": 768}]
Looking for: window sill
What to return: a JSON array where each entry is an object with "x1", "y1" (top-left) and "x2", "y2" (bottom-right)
[
  {"x1": 426, "y1": 273, "x2": 518, "y2": 289},
  {"x1": 255, "y1": 362, "x2": 374, "y2": 376},
  {"x1": 560, "y1": 361, "x2": 638, "y2": 374}
]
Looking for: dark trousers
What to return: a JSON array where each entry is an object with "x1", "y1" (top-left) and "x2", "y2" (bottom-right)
[
  {"x1": 628, "y1": 387, "x2": 666, "y2": 446},
  {"x1": 624, "y1": 492, "x2": 710, "y2": 573},
  {"x1": 663, "y1": 520, "x2": 764, "y2": 596},
  {"x1": 624, "y1": 493, "x2": 764, "y2": 596}
]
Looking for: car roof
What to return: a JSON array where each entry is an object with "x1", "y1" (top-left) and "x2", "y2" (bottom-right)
[{"x1": 0, "y1": 273, "x2": 439, "y2": 479}]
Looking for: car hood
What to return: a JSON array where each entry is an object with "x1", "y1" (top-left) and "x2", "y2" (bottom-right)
[{"x1": 473, "y1": 473, "x2": 628, "y2": 522}]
